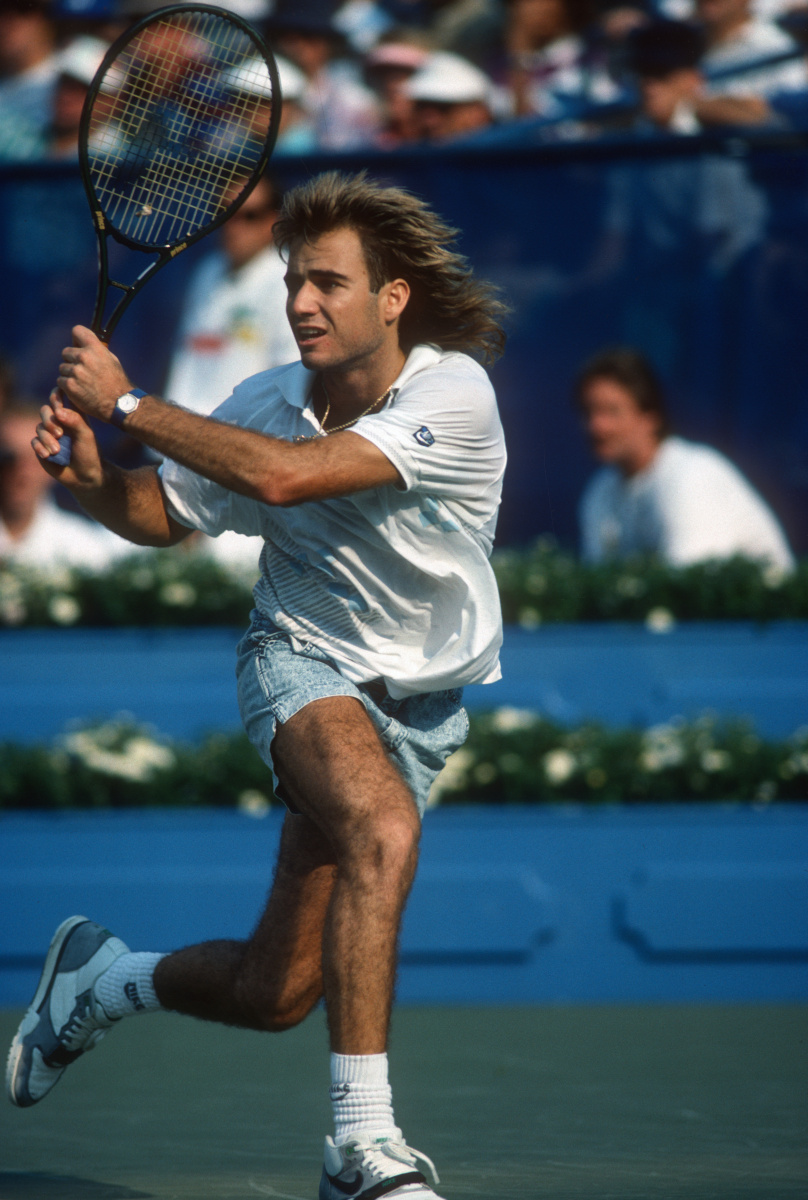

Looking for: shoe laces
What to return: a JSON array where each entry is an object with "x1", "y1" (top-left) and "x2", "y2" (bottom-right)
[
  {"x1": 346, "y1": 1136, "x2": 440, "y2": 1188},
  {"x1": 59, "y1": 991, "x2": 110, "y2": 1052}
]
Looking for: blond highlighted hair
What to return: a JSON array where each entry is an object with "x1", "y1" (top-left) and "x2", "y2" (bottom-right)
[{"x1": 273, "y1": 171, "x2": 508, "y2": 363}]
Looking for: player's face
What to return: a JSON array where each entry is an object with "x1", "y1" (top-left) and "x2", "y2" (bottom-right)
[
  {"x1": 284, "y1": 226, "x2": 398, "y2": 373},
  {"x1": 579, "y1": 377, "x2": 660, "y2": 473}
]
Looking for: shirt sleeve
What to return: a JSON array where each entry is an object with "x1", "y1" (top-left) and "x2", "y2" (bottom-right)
[
  {"x1": 158, "y1": 380, "x2": 270, "y2": 537},
  {"x1": 350, "y1": 355, "x2": 506, "y2": 519}
]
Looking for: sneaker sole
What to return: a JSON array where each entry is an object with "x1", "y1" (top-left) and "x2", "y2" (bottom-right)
[{"x1": 5, "y1": 915, "x2": 92, "y2": 1107}]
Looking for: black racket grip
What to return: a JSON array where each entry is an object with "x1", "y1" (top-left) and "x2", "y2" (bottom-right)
[{"x1": 48, "y1": 396, "x2": 73, "y2": 466}]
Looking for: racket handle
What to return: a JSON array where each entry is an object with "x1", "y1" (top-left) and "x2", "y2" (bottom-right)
[
  {"x1": 49, "y1": 433, "x2": 73, "y2": 467},
  {"x1": 48, "y1": 396, "x2": 73, "y2": 466}
]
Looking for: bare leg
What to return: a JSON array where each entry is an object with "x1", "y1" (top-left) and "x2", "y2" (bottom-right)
[
  {"x1": 273, "y1": 697, "x2": 421, "y2": 1054},
  {"x1": 154, "y1": 811, "x2": 336, "y2": 1030},
  {"x1": 154, "y1": 696, "x2": 420, "y2": 1055}
]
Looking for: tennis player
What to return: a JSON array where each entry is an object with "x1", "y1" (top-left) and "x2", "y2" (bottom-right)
[{"x1": 7, "y1": 171, "x2": 508, "y2": 1200}]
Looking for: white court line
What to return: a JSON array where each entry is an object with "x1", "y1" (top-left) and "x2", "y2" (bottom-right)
[{"x1": 248, "y1": 1179, "x2": 310, "y2": 1200}]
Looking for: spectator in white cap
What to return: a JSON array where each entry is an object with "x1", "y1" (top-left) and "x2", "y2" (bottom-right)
[
  {"x1": 268, "y1": 0, "x2": 382, "y2": 149},
  {"x1": 0, "y1": 31, "x2": 107, "y2": 161},
  {"x1": 405, "y1": 50, "x2": 496, "y2": 141},
  {"x1": 274, "y1": 54, "x2": 318, "y2": 153},
  {"x1": 0, "y1": 0, "x2": 60, "y2": 160},
  {"x1": 363, "y1": 29, "x2": 432, "y2": 147},
  {"x1": 47, "y1": 35, "x2": 108, "y2": 159}
]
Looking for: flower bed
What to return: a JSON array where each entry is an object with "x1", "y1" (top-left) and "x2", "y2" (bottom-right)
[
  {"x1": 1, "y1": 544, "x2": 807, "y2": 629},
  {"x1": 2, "y1": 710, "x2": 806, "y2": 810}
]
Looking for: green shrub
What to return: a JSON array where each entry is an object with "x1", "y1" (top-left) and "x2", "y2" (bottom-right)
[{"x1": 1, "y1": 712, "x2": 805, "y2": 810}]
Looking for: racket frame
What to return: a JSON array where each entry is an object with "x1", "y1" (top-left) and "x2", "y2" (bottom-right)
[{"x1": 78, "y1": 2, "x2": 282, "y2": 342}]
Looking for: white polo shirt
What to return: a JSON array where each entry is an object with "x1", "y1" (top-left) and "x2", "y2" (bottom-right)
[
  {"x1": 580, "y1": 436, "x2": 795, "y2": 571},
  {"x1": 159, "y1": 344, "x2": 507, "y2": 697}
]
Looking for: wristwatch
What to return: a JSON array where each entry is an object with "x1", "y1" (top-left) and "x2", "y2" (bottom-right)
[{"x1": 110, "y1": 387, "x2": 147, "y2": 429}]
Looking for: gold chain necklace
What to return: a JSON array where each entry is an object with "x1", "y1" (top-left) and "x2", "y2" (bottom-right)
[{"x1": 295, "y1": 379, "x2": 391, "y2": 441}]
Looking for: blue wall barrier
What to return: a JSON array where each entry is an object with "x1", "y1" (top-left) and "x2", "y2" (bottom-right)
[
  {"x1": 1, "y1": 804, "x2": 806, "y2": 1008},
  {"x1": 2, "y1": 131, "x2": 807, "y2": 554},
  {"x1": 2, "y1": 622, "x2": 806, "y2": 744}
]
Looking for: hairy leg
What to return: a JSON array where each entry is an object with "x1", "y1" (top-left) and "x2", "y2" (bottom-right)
[
  {"x1": 154, "y1": 696, "x2": 419, "y2": 1053},
  {"x1": 271, "y1": 696, "x2": 421, "y2": 1055},
  {"x1": 154, "y1": 811, "x2": 336, "y2": 1030}
]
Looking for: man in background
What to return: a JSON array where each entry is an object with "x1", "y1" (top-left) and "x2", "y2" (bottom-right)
[
  {"x1": 575, "y1": 347, "x2": 795, "y2": 570},
  {"x1": 404, "y1": 50, "x2": 496, "y2": 141},
  {"x1": 164, "y1": 174, "x2": 299, "y2": 417},
  {"x1": 0, "y1": 402, "x2": 130, "y2": 570}
]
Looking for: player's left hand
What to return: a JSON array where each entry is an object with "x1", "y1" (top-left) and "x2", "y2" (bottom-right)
[{"x1": 57, "y1": 326, "x2": 131, "y2": 421}]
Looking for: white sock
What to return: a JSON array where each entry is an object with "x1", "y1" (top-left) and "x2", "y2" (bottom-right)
[
  {"x1": 330, "y1": 1052, "x2": 399, "y2": 1145},
  {"x1": 93, "y1": 952, "x2": 166, "y2": 1019}
]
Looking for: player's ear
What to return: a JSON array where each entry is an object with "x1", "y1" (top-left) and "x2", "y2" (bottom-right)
[{"x1": 382, "y1": 278, "x2": 410, "y2": 325}]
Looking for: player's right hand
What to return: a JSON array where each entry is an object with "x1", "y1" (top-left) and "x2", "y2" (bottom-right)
[{"x1": 33, "y1": 392, "x2": 104, "y2": 489}]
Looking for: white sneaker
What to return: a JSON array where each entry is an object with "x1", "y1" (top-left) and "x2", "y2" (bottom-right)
[
  {"x1": 319, "y1": 1132, "x2": 446, "y2": 1199},
  {"x1": 6, "y1": 915, "x2": 129, "y2": 1107}
]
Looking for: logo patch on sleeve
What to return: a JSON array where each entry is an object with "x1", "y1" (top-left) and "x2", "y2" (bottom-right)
[{"x1": 413, "y1": 426, "x2": 435, "y2": 447}]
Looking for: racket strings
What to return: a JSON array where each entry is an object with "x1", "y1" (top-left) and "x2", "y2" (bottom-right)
[{"x1": 86, "y1": 9, "x2": 275, "y2": 247}]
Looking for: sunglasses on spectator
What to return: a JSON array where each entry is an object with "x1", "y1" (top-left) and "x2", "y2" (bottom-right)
[{"x1": 229, "y1": 206, "x2": 276, "y2": 223}]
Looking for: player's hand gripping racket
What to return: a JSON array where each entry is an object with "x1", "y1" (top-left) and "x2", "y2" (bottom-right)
[{"x1": 50, "y1": 2, "x2": 281, "y2": 465}]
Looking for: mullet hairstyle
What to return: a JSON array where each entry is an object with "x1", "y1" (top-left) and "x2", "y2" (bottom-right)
[{"x1": 272, "y1": 171, "x2": 509, "y2": 363}]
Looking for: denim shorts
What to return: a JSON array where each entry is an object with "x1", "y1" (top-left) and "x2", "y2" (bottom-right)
[{"x1": 235, "y1": 614, "x2": 469, "y2": 817}]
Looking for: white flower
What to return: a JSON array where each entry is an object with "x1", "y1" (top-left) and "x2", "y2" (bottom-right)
[
  {"x1": 160, "y1": 581, "x2": 197, "y2": 607},
  {"x1": 473, "y1": 761, "x2": 498, "y2": 785},
  {"x1": 543, "y1": 747, "x2": 576, "y2": 784},
  {"x1": 700, "y1": 749, "x2": 730, "y2": 772},
  {"x1": 525, "y1": 571, "x2": 547, "y2": 595},
  {"x1": 238, "y1": 788, "x2": 271, "y2": 816},
  {"x1": 518, "y1": 606, "x2": 541, "y2": 629},
  {"x1": 62, "y1": 728, "x2": 175, "y2": 781},
  {"x1": 615, "y1": 574, "x2": 645, "y2": 598},
  {"x1": 48, "y1": 594, "x2": 81, "y2": 625},
  {"x1": 645, "y1": 606, "x2": 676, "y2": 633},
  {"x1": 490, "y1": 707, "x2": 537, "y2": 733},
  {"x1": 762, "y1": 563, "x2": 786, "y2": 589},
  {"x1": 0, "y1": 596, "x2": 26, "y2": 625},
  {"x1": 640, "y1": 723, "x2": 685, "y2": 771}
]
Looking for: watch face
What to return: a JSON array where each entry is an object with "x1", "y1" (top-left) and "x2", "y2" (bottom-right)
[{"x1": 118, "y1": 393, "x2": 139, "y2": 414}]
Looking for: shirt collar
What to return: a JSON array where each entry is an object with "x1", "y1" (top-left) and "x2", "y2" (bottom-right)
[{"x1": 274, "y1": 344, "x2": 444, "y2": 414}]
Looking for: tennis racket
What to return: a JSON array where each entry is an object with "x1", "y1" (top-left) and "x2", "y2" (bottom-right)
[{"x1": 50, "y1": 2, "x2": 281, "y2": 465}]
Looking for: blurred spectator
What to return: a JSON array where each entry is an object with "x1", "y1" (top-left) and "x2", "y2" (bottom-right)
[
  {"x1": 697, "y1": 0, "x2": 808, "y2": 96},
  {"x1": 625, "y1": 18, "x2": 707, "y2": 132},
  {"x1": 52, "y1": 0, "x2": 126, "y2": 43},
  {"x1": 334, "y1": 0, "x2": 396, "y2": 53},
  {"x1": 0, "y1": 357, "x2": 17, "y2": 418},
  {"x1": 0, "y1": 402, "x2": 133, "y2": 570},
  {"x1": 274, "y1": 54, "x2": 319, "y2": 152},
  {"x1": 363, "y1": 28, "x2": 431, "y2": 146},
  {"x1": 499, "y1": 0, "x2": 620, "y2": 118},
  {"x1": 424, "y1": 0, "x2": 504, "y2": 63},
  {"x1": 0, "y1": 32, "x2": 107, "y2": 161},
  {"x1": 575, "y1": 348, "x2": 795, "y2": 570},
  {"x1": 164, "y1": 174, "x2": 298, "y2": 417},
  {"x1": 47, "y1": 35, "x2": 108, "y2": 159},
  {"x1": 404, "y1": 50, "x2": 497, "y2": 139},
  {"x1": 623, "y1": 12, "x2": 808, "y2": 129},
  {"x1": 267, "y1": 0, "x2": 382, "y2": 149},
  {"x1": 0, "y1": 0, "x2": 59, "y2": 158}
]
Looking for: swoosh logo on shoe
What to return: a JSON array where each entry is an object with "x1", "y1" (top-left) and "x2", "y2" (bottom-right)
[{"x1": 325, "y1": 1169, "x2": 364, "y2": 1196}]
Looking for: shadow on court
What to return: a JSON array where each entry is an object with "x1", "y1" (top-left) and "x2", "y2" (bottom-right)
[{"x1": 1, "y1": 1004, "x2": 806, "y2": 1199}]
